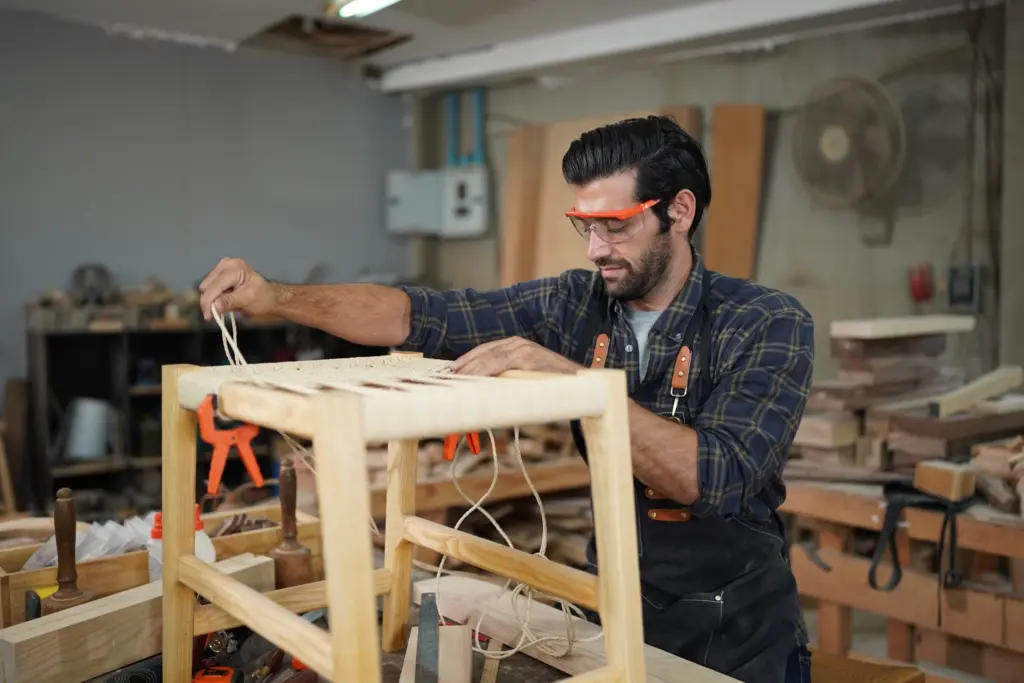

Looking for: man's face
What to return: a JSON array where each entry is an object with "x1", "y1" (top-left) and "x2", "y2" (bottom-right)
[{"x1": 570, "y1": 172, "x2": 671, "y2": 302}]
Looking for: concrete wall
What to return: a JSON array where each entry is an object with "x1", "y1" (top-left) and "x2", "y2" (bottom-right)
[
  {"x1": 433, "y1": 12, "x2": 1002, "y2": 380},
  {"x1": 0, "y1": 10, "x2": 413, "y2": 391}
]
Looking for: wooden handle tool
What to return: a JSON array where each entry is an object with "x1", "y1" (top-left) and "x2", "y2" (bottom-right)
[
  {"x1": 268, "y1": 457, "x2": 314, "y2": 588},
  {"x1": 40, "y1": 488, "x2": 94, "y2": 615}
]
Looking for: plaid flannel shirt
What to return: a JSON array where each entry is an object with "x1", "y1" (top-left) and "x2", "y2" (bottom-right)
[{"x1": 398, "y1": 250, "x2": 814, "y2": 646}]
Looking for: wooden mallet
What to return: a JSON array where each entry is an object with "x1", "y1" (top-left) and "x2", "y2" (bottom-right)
[
  {"x1": 268, "y1": 457, "x2": 314, "y2": 588},
  {"x1": 40, "y1": 487, "x2": 94, "y2": 615}
]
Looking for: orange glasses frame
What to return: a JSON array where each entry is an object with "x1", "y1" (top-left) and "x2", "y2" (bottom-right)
[
  {"x1": 564, "y1": 198, "x2": 661, "y2": 242},
  {"x1": 564, "y1": 198, "x2": 660, "y2": 221}
]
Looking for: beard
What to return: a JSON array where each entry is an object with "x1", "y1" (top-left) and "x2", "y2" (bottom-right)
[{"x1": 596, "y1": 233, "x2": 672, "y2": 301}]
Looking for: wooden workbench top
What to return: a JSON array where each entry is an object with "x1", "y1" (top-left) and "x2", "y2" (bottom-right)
[{"x1": 782, "y1": 479, "x2": 1024, "y2": 558}]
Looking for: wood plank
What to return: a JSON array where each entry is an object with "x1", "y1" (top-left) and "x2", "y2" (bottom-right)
[
  {"x1": 792, "y1": 546, "x2": 1011, "y2": 651},
  {"x1": 498, "y1": 125, "x2": 546, "y2": 287},
  {"x1": 815, "y1": 527, "x2": 852, "y2": 656},
  {"x1": 830, "y1": 315, "x2": 976, "y2": 340},
  {"x1": 927, "y1": 366, "x2": 1024, "y2": 418},
  {"x1": 781, "y1": 482, "x2": 1024, "y2": 559},
  {"x1": 702, "y1": 104, "x2": 766, "y2": 280},
  {"x1": 794, "y1": 413, "x2": 859, "y2": 449},
  {"x1": 0, "y1": 553, "x2": 274, "y2": 683}
]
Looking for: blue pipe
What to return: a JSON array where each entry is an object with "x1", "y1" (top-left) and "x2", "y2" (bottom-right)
[
  {"x1": 471, "y1": 87, "x2": 485, "y2": 165},
  {"x1": 445, "y1": 92, "x2": 460, "y2": 167}
]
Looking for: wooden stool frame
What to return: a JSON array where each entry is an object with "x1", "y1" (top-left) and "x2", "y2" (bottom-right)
[{"x1": 161, "y1": 356, "x2": 646, "y2": 683}]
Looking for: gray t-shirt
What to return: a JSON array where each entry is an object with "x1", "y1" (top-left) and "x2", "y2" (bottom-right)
[{"x1": 623, "y1": 307, "x2": 663, "y2": 380}]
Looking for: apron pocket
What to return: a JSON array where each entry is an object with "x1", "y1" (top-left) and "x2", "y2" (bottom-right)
[
  {"x1": 705, "y1": 559, "x2": 799, "y2": 681},
  {"x1": 640, "y1": 585, "x2": 724, "y2": 666}
]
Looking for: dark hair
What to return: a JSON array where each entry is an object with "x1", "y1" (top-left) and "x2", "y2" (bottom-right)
[{"x1": 561, "y1": 115, "x2": 711, "y2": 240}]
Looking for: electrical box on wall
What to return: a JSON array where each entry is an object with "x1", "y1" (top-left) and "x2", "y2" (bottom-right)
[
  {"x1": 385, "y1": 166, "x2": 489, "y2": 238},
  {"x1": 947, "y1": 264, "x2": 983, "y2": 312}
]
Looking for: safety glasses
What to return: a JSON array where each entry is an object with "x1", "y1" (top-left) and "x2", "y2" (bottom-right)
[{"x1": 565, "y1": 199, "x2": 660, "y2": 243}]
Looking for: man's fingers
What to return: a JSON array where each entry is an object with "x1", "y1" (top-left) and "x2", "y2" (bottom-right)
[
  {"x1": 451, "y1": 338, "x2": 511, "y2": 372},
  {"x1": 455, "y1": 356, "x2": 501, "y2": 376},
  {"x1": 199, "y1": 270, "x2": 242, "y2": 320}
]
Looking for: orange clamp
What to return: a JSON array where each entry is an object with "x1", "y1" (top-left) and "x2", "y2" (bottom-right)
[
  {"x1": 197, "y1": 394, "x2": 264, "y2": 496},
  {"x1": 442, "y1": 432, "x2": 481, "y2": 461}
]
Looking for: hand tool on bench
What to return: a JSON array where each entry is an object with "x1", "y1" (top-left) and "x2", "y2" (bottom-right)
[
  {"x1": 198, "y1": 394, "x2": 264, "y2": 497},
  {"x1": 41, "y1": 487, "x2": 95, "y2": 616},
  {"x1": 416, "y1": 592, "x2": 441, "y2": 683},
  {"x1": 193, "y1": 665, "x2": 243, "y2": 683},
  {"x1": 268, "y1": 457, "x2": 314, "y2": 589}
]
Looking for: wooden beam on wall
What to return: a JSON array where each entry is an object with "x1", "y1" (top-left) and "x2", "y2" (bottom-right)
[{"x1": 701, "y1": 104, "x2": 766, "y2": 280}]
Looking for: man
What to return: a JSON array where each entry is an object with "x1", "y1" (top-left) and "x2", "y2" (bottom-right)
[{"x1": 199, "y1": 115, "x2": 814, "y2": 682}]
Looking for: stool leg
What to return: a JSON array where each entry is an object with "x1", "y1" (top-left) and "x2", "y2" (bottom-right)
[
  {"x1": 381, "y1": 438, "x2": 420, "y2": 652},
  {"x1": 579, "y1": 369, "x2": 646, "y2": 683},
  {"x1": 313, "y1": 392, "x2": 382, "y2": 683},
  {"x1": 162, "y1": 365, "x2": 200, "y2": 683}
]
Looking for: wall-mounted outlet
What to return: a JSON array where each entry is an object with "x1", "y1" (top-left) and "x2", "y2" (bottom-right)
[{"x1": 947, "y1": 264, "x2": 983, "y2": 312}]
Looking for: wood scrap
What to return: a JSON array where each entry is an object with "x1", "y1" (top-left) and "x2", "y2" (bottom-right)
[
  {"x1": 829, "y1": 315, "x2": 975, "y2": 340},
  {"x1": 974, "y1": 473, "x2": 1018, "y2": 513},
  {"x1": 784, "y1": 460, "x2": 910, "y2": 484},
  {"x1": 913, "y1": 460, "x2": 976, "y2": 501},
  {"x1": 0, "y1": 553, "x2": 274, "y2": 683},
  {"x1": 794, "y1": 413, "x2": 858, "y2": 449},
  {"x1": 927, "y1": 365, "x2": 1024, "y2": 418},
  {"x1": 970, "y1": 436, "x2": 1024, "y2": 478}
]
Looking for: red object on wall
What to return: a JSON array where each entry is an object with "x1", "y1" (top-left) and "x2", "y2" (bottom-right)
[{"x1": 908, "y1": 263, "x2": 934, "y2": 303}]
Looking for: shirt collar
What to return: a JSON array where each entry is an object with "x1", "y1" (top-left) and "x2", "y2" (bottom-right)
[{"x1": 608, "y1": 245, "x2": 707, "y2": 341}]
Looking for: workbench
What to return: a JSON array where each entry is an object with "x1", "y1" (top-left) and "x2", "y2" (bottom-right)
[{"x1": 781, "y1": 480, "x2": 1024, "y2": 681}]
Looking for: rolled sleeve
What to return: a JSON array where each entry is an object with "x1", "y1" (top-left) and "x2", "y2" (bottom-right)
[
  {"x1": 396, "y1": 278, "x2": 561, "y2": 360},
  {"x1": 693, "y1": 300, "x2": 814, "y2": 518}
]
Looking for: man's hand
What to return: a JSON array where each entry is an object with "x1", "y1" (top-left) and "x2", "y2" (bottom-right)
[
  {"x1": 451, "y1": 337, "x2": 581, "y2": 376},
  {"x1": 198, "y1": 257, "x2": 278, "y2": 321}
]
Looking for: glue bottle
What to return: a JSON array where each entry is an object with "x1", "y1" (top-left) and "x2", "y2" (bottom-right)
[
  {"x1": 147, "y1": 512, "x2": 163, "y2": 582},
  {"x1": 194, "y1": 504, "x2": 217, "y2": 565}
]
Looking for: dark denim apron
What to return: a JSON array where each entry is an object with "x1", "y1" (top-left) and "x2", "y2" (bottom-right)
[{"x1": 565, "y1": 271, "x2": 803, "y2": 683}]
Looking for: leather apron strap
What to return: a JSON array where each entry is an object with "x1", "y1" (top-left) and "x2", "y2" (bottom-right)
[{"x1": 570, "y1": 269, "x2": 713, "y2": 459}]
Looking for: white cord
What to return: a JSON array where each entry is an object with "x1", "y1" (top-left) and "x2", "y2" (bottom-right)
[
  {"x1": 432, "y1": 429, "x2": 602, "y2": 659},
  {"x1": 210, "y1": 304, "x2": 598, "y2": 657},
  {"x1": 211, "y1": 305, "x2": 377, "y2": 534}
]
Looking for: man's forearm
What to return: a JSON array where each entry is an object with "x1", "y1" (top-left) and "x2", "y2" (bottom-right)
[
  {"x1": 270, "y1": 282, "x2": 412, "y2": 348},
  {"x1": 627, "y1": 400, "x2": 700, "y2": 504}
]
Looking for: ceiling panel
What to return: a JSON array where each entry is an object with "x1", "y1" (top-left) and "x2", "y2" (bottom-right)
[{"x1": 395, "y1": 0, "x2": 542, "y2": 28}]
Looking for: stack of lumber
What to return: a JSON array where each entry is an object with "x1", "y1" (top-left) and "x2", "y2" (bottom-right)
[
  {"x1": 787, "y1": 315, "x2": 1024, "y2": 481},
  {"x1": 969, "y1": 436, "x2": 1024, "y2": 514}
]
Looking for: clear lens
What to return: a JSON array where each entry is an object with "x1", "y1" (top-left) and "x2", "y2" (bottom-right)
[{"x1": 569, "y1": 213, "x2": 647, "y2": 243}]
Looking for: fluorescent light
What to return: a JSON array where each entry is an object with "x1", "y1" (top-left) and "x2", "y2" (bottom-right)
[{"x1": 337, "y1": 0, "x2": 404, "y2": 18}]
